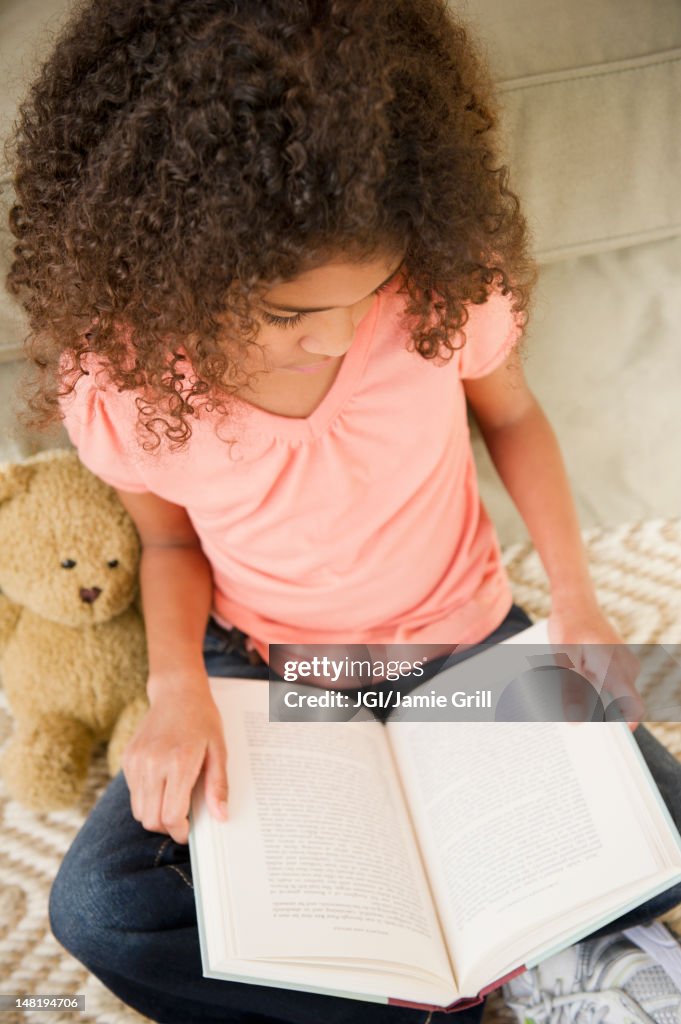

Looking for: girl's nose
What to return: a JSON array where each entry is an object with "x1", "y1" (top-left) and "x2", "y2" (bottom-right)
[{"x1": 299, "y1": 308, "x2": 357, "y2": 357}]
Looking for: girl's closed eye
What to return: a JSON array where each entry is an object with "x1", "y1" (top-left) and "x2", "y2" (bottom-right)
[
  {"x1": 260, "y1": 279, "x2": 393, "y2": 330},
  {"x1": 261, "y1": 310, "x2": 307, "y2": 329}
]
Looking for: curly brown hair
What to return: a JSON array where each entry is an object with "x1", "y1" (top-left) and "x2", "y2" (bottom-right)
[{"x1": 7, "y1": 0, "x2": 534, "y2": 449}]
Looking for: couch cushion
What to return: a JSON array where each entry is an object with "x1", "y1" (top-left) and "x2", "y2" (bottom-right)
[
  {"x1": 463, "y1": 0, "x2": 681, "y2": 262},
  {"x1": 0, "y1": 0, "x2": 74, "y2": 360},
  {"x1": 472, "y1": 234, "x2": 681, "y2": 543},
  {"x1": 0, "y1": 0, "x2": 74, "y2": 132},
  {"x1": 0, "y1": 174, "x2": 28, "y2": 362}
]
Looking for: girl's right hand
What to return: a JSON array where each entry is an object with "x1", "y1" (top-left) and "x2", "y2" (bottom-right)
[{"x1": 121, "y1": 673, "x2": 228, "y2": 845}]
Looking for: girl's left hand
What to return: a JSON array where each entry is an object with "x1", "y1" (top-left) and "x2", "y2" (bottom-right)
[{"x1": 547, "y1": 602, "x2": 644, "y2": 730}]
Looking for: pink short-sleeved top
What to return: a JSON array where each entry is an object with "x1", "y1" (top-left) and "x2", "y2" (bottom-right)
[{"x1": 61, "y1": 280, "x2": 520, "y2": 663}]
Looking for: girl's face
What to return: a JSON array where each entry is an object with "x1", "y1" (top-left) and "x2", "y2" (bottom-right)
[{"x1": 248, "y1": 254, "x2": 403, "y2": 374}]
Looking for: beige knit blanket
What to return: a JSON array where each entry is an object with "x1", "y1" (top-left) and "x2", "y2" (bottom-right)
[{"x1": 1, "y1": 519, "x2": 680, "y2": 1024}]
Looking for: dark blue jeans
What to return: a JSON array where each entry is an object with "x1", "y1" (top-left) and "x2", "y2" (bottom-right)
[{"x1": 49, "y1": 606, "x2": 681, "y2": 1023}]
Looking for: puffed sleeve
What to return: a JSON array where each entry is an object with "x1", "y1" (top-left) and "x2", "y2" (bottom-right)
[
  {"x1": 60, "y1": 360, "x2": 149, "y2": 493},
  {"x1": 457, "y1": 289, "x2": 524, "y2": 380}
]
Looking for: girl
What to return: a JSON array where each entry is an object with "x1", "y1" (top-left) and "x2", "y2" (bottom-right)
[{"x1": 7, "y1": 1, "x2": 679, "y2": 1022}]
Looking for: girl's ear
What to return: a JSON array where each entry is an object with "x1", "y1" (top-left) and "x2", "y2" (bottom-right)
[{"x1": 0, "y1": 463, "x2": 37, "y2": 505}]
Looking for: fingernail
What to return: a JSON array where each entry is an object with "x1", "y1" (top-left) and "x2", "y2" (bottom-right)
[
  {"x1": 567, "y1": 703, "x2": 583, "y2": 721},
  {"x1": 217, "y1": 800, "x2": 228, "y2": 819}
]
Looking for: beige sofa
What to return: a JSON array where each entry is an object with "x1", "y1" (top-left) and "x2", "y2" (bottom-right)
[
  {"x1": 465, "y1": 0, "x2": 681, "y2": 540},
  {"x1": 1, "y1": 0, "x2": 680, "y2": 543}
]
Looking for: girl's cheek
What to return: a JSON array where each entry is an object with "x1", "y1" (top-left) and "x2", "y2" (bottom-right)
[
  {"x1": 355, "y1": 294, "x2": 376, "y2": 325},
  {"x1": 256, "y1": 327, "x2": 304, "y2": 362}
]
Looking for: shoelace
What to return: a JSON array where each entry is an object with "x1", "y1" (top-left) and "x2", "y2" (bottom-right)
[
  {"x1": 507, "y1": 986, "x2": 660, "y2": 1024},
  {"x1": 506, "y1": 926, "x2": 681, "y2": 1024}
]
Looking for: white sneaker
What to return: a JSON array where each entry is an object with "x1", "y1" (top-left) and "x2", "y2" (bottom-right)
[{"x1": 503, "y1": 934, "x2": 681, "y2": 1024}]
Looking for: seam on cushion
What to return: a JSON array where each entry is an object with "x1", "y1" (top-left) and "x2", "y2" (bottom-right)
[
  {"x1": 534, "y1": 224, "x2": 681, "y2": 263},
  {"x1": 501, "y1": 49, "x2": 681, "y2": 93}
]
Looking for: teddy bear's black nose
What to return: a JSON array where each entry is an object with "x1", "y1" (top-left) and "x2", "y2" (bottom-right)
[{"x1": 80, "y1": 587, "x2": 102, "y2": 604}]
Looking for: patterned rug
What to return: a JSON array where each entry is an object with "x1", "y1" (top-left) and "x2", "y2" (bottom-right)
[{"x1": 1, "y1": 518, "x2": 680, "y2": 1024}]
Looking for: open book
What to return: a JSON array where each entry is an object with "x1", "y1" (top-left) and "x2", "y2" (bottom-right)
[{"x1": 189, "y1": 623, "x2": 681, "y2": 1012}]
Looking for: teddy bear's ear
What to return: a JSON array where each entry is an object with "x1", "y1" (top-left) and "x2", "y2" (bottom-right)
[{"x1": 0, "y1": 463, "x2": 37, "y2": 504}]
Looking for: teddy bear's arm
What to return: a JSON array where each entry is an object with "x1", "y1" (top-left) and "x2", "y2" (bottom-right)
[{"x1": 0, "y1": 593, "x2": 21, "y2": 652}]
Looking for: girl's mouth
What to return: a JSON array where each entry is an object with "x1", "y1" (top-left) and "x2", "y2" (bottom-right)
[{"x1": 280, "y1": 356, "x2": 339, "y2": 373}]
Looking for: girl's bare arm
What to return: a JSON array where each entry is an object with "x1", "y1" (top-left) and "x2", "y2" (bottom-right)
[
  {"x1": 463, "y1": 354, "x2": 593, "y2": 606},
  {"x1": 115, "y1": 489, "x2": 229, "y2": 843},
  {"x1": 464, "y1": 355, "x2": 643, "y2": 725}
]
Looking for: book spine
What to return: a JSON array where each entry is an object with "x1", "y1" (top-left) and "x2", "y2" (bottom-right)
[
  {"x1": 387, "y1": 965, "x2": 527, "y2": 1013},
  {"x1": 387, "y1": 995, "x2": 485, "y2": 1012},
  {"x1": 479, "y1": 965, "x2": 526, "y2": 998}
]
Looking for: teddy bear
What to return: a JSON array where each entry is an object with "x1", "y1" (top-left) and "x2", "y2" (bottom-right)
[{"x1": 0, "y1": 448, "x2": 148, "y2": 811}]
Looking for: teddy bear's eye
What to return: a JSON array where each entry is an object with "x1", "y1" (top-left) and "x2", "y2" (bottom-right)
[
  {"x1": 107, "y1": 559, "x2": 119, "y2": 569},
  {"x1": 60, "y1": 559, "x2": 77, "y2": 569}
]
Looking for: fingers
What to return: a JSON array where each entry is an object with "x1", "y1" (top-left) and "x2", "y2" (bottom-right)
[
  {"x1": 559, "y1": 666, "x2": 601, "y2": 723},
  {"x1": 603, "y1": 685, "x2": 645, "y2": 731},
  {"x1": 569, "y1": 643, "x2": 645, "y2": 728},
  {"x1": 119, "y1": 686, "x2": 230, "y2": 843},
  {"x1": 203, "y1": 739, "x2": 229, "y2": 822},
  {"x1": 593, "y1": 646, "x2": 644, "y2": 729},
  {"x1": 161, "y1": 752, "x2": 205, "y2": 843},
  {"x1": 123, "y1": 742, "x2": 204, "y2": 844}
]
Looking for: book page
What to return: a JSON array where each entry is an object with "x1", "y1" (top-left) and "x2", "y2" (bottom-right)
[
  {"x1": 387, "y1": 719, "x2": 677, "y2": 994},
  {"x1": 191, "y1": 678, "x2": 453, "y2": 991}
]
